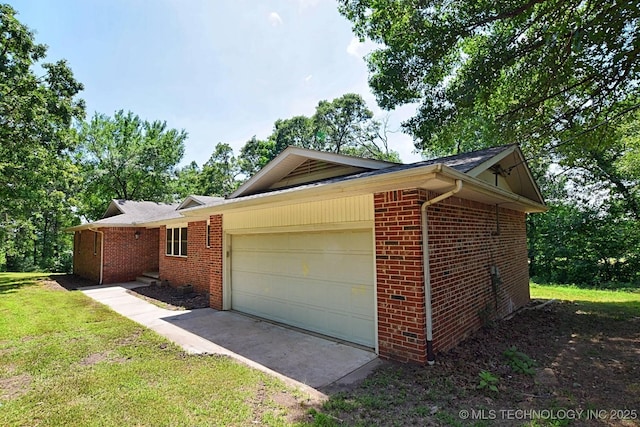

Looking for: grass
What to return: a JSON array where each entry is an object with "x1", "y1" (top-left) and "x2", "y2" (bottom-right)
[
  {"x1": 530, "y1": 282, "x2": 640, "y2": 320},
  {"x1": 0, "y1": 273, "x2": 310, "y2": 426}
]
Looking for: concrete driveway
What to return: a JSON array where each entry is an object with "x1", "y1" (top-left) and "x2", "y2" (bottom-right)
[{"x1": 80, "y1": 282, "x2": 379, "y2": 392}]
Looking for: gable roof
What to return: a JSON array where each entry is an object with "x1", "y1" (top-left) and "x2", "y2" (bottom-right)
[
  {"x1": 176, "y1": 195, "x2": 225, "y2": 210},
  {"x1": 68, "y1": 200, "x2": 179, "y2": 231},
  {"x1": 67, "y1": 145, "x2": 546, "y2": 233},
  {"x1": 229, "y1": 146, "x2": 398, "y2": 198},
  {"x1": 180, "y1": 144, "x2": 545, "y2": 215},
  {"x1": 102, "y1": 200, "x2": 178, "y2": 219}
]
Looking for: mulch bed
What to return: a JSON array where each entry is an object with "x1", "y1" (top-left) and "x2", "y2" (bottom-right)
[
  {"x1": 126, "y1": 284, "x2": 210, "y2": 310},
  {"x1": 46, "y1": 274, "x2": 209, "y2": 310}
]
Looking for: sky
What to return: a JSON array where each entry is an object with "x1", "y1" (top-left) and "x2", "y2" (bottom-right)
[{"x1": 10, "y1": 0, "x2": 423, "y2": 166}]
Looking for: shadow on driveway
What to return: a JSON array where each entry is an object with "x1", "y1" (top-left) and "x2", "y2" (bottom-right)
[{"x1": 163, "y1": 308, "x2": 379, "y2": 389}]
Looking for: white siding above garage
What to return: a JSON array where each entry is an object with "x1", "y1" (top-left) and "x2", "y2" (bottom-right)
[{"x1": 223, "y1": 194, "x2": 374, "y2": 233}]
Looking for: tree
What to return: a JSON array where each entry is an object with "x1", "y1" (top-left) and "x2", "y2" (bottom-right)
[
  {"x1": 338, "y1": 0, "x2": 640, "y2": 156},
  {"x1": 272, "y1": 116, "x2": 319, "y2": 152},
  {"x1": 173, "y1": 161, "x2": 203, "y2": 199},
  {"x1": 198, "y1": 143, "x2": 241, "y2": 196},
  {"x1": 238, "y1": 136, "x2": 276, "y2": 178},
  {"x1": 76, "y1": 111, "x2": 187, "y2": 220},
  {"x1": 0, "y1": 4, "x2": 85, "y2": 271},
  {"x1": 238, "y1": 93, "x2": 401, "y2": 174},
  {"x1": 314, "y1": 93, "x2": 379, "y2": 155}
]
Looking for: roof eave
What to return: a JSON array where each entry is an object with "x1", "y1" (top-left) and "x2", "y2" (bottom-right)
[
  {"x1": 437, "y1": 165, "x2": 548, "y2": 213},
  {"x1": 229, "y1": 146, "x2": 398, "y2": 199},
  {"x1": 65, "y1": 222, "x2": 139, "y2": 232},
  {"x1": 182, "y1": 162, "x2": 546, "y2": 217}
]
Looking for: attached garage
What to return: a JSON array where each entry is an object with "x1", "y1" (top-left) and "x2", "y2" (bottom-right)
[{"x1": 230, "y1": 229, "x2": 376, "y2": 347}]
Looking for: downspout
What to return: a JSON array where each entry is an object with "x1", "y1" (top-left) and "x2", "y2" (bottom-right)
[
  {"x1": 421, "y1": 179, "x2": 463, "y2": 365},
  {"x1": 88, "y1": 227, "x2": 104, "y2": 285}
]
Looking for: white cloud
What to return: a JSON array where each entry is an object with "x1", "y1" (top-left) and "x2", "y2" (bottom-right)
[
  {"x1": 346, "y1": 36, "x2": 377, "y2": 58},
  {"x1": 304, "y1": 74, "x2": 313, "y2": 82},
  {"x1": 268, "y1": 12, "x2": 283, "y2": 26}
]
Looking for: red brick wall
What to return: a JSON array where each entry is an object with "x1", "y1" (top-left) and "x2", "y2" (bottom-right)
[
  {"x1": 374, "y1": 189, "x2": 530, "y2": 364},
  {"x1": 158, "y1": 216, "x2": 222, "y2": 306},
  {"x1": 374, "y1": 189, "x2": 427, "y2": 363},
  {"x1": 427, "y1": 195, "x2": 529, "y2": 352},
  {"x1": 101, "y1": 227, "x2": 159, "y2": 284},
  {"x1": 73, "y1": 230, "x2": 101, "y2": 283},
  {"x1": 208, "y1": 215, "x2": 223, "y2": 309}
]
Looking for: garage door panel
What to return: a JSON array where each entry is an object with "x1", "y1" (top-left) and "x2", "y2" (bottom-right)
[{"x1": 231, "y1": 230, "x2": 375, "y2": 347}]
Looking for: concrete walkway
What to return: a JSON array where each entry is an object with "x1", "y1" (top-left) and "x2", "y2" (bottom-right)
[{"x1": 80, "y1": 282, "x2": 380, "y2": 397}]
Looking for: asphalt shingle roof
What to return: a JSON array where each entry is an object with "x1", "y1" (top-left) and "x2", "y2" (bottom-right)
[{"x1": 73, "y1": 145, "x2": 520, "y2": 227}]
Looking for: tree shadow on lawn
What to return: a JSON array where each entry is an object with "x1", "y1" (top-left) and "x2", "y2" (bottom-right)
[
  {"x1": 316, "y1": 299, "x2": 640, "y2": 426},
  {"x1": 0, "y1": 273, "x2": 96, "y2": 294},
  {"x1": 0, "y1": 273, "x2": 48, "y2": 294}
]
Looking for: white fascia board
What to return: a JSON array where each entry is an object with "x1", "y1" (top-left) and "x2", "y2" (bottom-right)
[
  {"x1": 65, "y1": 222, "x2": 137, "y2": 232},
  {"x1": 438, "y1": 165, "x2": 548, "y2": 212}
]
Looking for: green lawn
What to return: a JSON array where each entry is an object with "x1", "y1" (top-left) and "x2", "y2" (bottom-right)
[
  {"x1": 0, "y1": 273, "x2": 310, "y2": 426},
  {"x1": 530, "y1": 282, "x2": 640, "y2": 320}
]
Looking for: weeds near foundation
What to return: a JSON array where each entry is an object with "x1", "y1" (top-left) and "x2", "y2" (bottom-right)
[
  {"x1": 503, "y1": 345, "x2": 536, "y2": 375},
  {"x1": 477, "y1": 370, "x2": 499, "y2": 394}
]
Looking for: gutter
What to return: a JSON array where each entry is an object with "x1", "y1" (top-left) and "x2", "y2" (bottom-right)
[
  {"x1": 88, "y1": 227, "x2": 104, "y2": 285},
  {"x1": 421, "y1": 179, "x2": 463, "y2": 365}
]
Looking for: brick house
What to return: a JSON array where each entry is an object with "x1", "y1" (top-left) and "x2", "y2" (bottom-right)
[{"x1": 70, "y1": 145, "x2": 546, "y2": 364}]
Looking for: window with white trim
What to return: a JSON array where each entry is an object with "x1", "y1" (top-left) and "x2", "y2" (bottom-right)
[{"x1": 166, "y1": 227, "x2": 188, "y2": 256}]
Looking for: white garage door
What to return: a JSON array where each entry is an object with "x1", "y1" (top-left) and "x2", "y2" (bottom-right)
[{"x1": 231, "y1": 230, "x2": 375, "y2": 347}]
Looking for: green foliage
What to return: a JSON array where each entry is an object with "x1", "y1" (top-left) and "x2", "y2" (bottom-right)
[
  {"x1": 198, "y1": 143, "x2": 241, "y2": 196},
  {"x1": 238, "y1": 135, "x2": 276, "y2": 178},
  {"x1": 75, "y1": 110, "x2": 187, "y2": 220},
  {"x1": 338, "y1": 0, "x2": 640, "y2": 154},
  {"x1": 237, "y1": 94, "x2": 401, "y2": 175},
  {"x1": 503, "y1": 346, "x2": 536, "y2": 376},
  {"x1": 528, "y1": 199, "x2": 640, "y2": 287},
  {"x1": 0, "y1": 4, "x2": 85, "y2": 272},
  {"x1": 477, "y1": 370, "x2": 499, "y2": 394}
]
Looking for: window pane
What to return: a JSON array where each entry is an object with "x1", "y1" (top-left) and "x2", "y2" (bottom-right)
[
  {"x1": 173, "y1": 228, "x2": 180, "y2": 255},
  {"x1": 206, "y1": 224, "x2": 210, "y2": 247},
  {"x1": 181, "y1": 227, "x2": 188, "y2": 256},
  {"x1": 166, "y1": 228, "x2": 172, "y2": 254}
]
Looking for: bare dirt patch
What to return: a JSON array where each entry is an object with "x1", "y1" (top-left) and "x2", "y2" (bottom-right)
[
  {"x1": 0, "y1": 374, "x2": 32, "y2": 400},
  {"x1": 79, "y1": 352, "x2": 110, "y2": 366},
  {"x1": 78, "y1": 351, "x2": 128, "y2": 366},
  {"x1": 246, "y1": 381, "x2": 316, "y2": 425},
  {"x1": 320, "y1": 300, "x2": 640, "y2": 426},
  {"x1": 38, "y1": 278, "x2": 67, "y2": 291}
]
